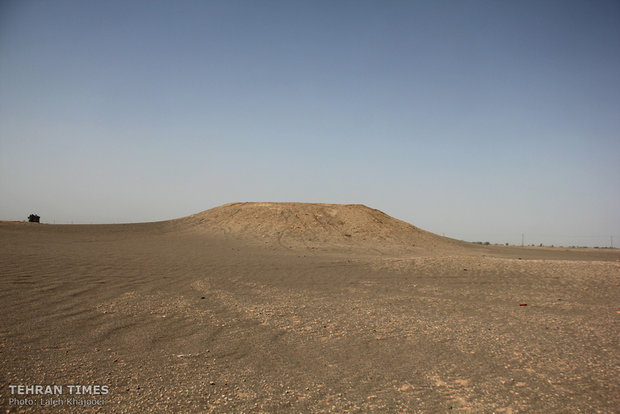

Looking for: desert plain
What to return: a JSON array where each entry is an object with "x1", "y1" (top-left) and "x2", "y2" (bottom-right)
[{"x1": 1, "y1": 202, "x2": 619, "y2": 413}]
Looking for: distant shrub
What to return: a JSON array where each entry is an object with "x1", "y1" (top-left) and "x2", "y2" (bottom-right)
[{"x1": 28, "y1": 214, "x2": 40, "y2": 223}]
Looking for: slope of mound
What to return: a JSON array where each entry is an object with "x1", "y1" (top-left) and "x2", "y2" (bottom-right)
[{"x1": 178, "y1": 202, "x2": 463, "y2": 253}]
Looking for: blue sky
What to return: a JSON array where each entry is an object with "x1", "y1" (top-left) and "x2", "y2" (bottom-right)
[{"x1": 1, "y1": 0, "x2": 618, "y2": 246}]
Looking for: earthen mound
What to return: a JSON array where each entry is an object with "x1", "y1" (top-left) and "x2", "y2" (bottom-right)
[{"x1": 178, "y1": 202, "x2": 462, "y2": 252}]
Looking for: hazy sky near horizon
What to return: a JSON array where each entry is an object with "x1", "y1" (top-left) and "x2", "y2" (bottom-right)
[{"x1": 1, "y1": 0, "x2": 619, "y2": 246}]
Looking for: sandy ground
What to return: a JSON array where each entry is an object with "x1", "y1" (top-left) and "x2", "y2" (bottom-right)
[{"x1": 1, "y1": 203, "x2": 619, "y2": 413}]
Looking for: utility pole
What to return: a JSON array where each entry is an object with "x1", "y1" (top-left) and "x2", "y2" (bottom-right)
[
  {"x1": 521, "y1": 233, "x2": 524, "y2": 247},
  {"x1": 611, "y1": 236, "x2": 614, "y2": 249}
]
